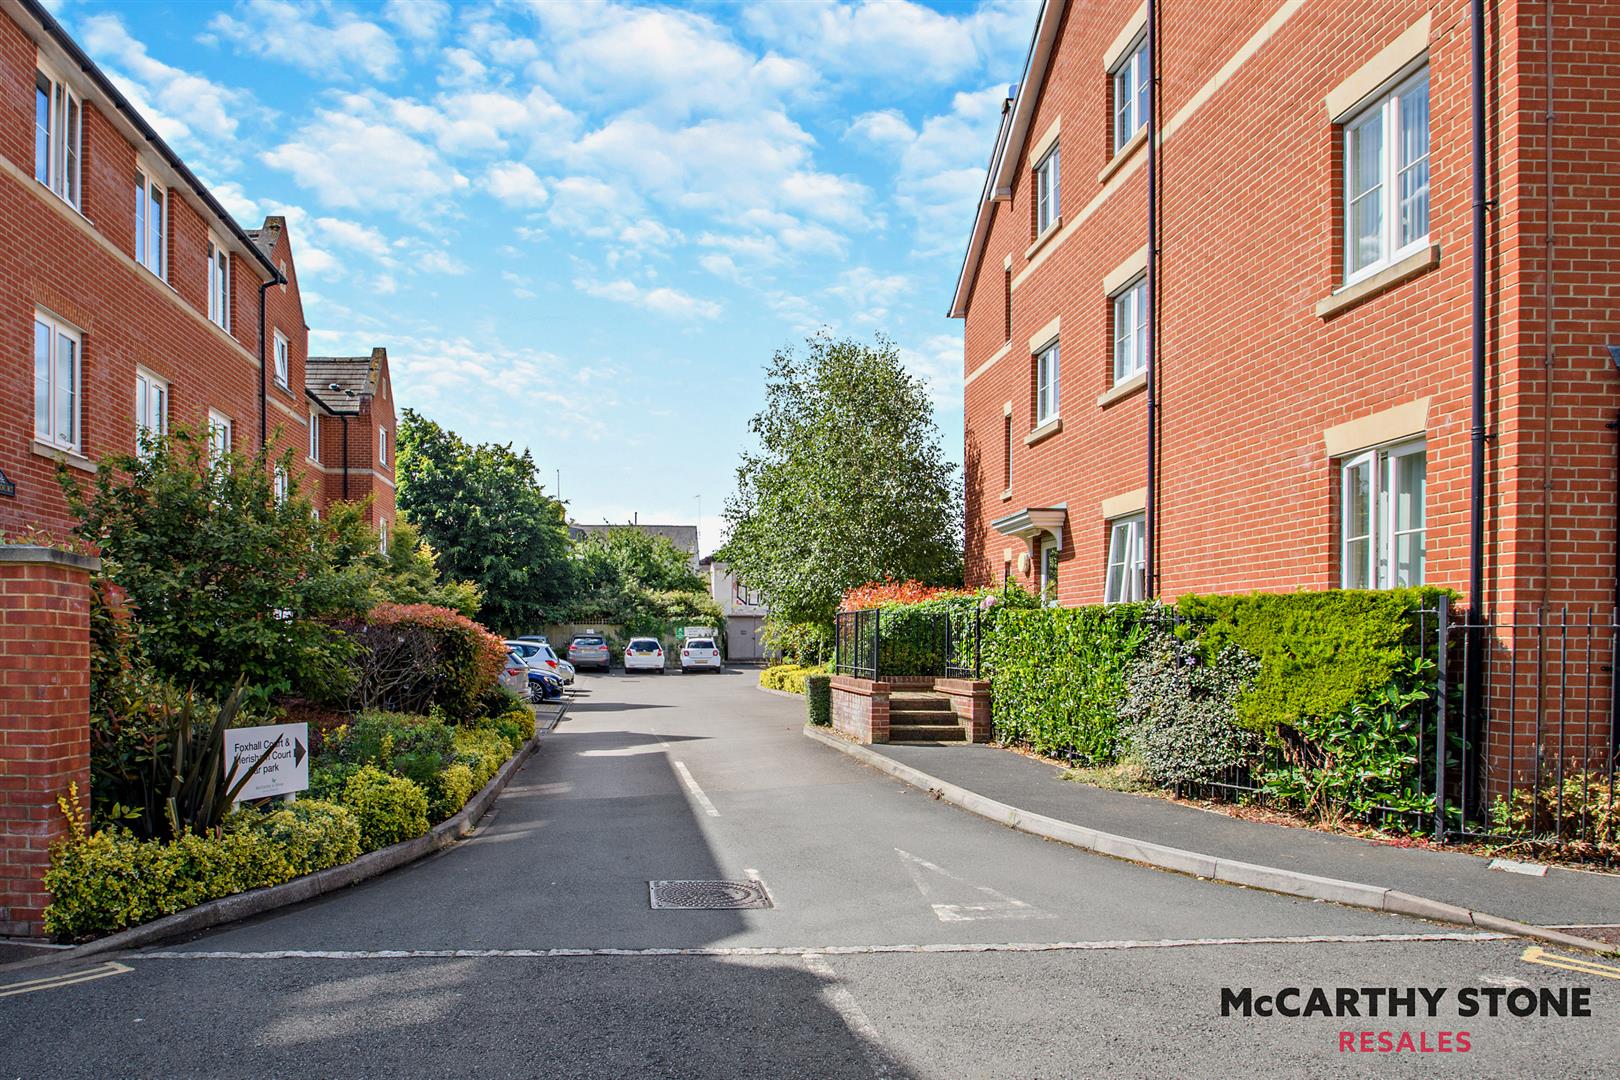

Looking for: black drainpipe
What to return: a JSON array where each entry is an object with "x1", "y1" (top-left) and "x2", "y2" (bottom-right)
[
  {"x1": 257, "y1": 274, "x2": 281, "y2": 451},
  {"x1": 1465, "y1": 0, "x2": 1490, "y2": 722},
  {"x1": 1143, "y1": 0, "x2": 1161, "y2": 597}
]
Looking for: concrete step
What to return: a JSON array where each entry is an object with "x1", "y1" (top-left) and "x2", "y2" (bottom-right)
[
  {"x1": 888, "y1": 709, "x2": 958, "y2": 725},
  {"x1": 887, "y1": 724, "x2": 967, "y2": 743},
  {"x1": 890, "y1": 693, "x2": 952, "y2": 713}
]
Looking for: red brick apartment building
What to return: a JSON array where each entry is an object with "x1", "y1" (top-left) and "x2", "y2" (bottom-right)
[
  {"x1": 953, "y1": 0, "x2": 1620, "y2": 625},
  {"x1": 0, "y1": 0, "x2": 396, "y2": 543}
]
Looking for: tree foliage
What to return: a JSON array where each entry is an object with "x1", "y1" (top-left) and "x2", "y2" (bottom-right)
[
  {"x1": 719, "y1": 333, "x2": 963, "y2": 625},
  {"x1": 395, "y1": 410, "x2": 572, "y2": 634},
  {"x1": 62, "y1": 426, "x2": 365, "y2": 702},
  {"x1": 322, "y1": 501, "x2": 481, "y2": 617}
]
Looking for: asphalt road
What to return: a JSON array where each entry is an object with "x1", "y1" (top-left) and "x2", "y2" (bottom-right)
[{"x1": 3, "y1": 669, "x2": 1618, "y2": 1078}]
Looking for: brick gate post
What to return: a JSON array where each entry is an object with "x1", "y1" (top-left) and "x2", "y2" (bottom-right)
[{"x1": 1, "y1": 545, "x2": 98, "y2": 938}]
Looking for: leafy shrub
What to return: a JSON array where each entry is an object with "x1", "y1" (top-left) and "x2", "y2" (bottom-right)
[
  {"x1": 236, "y1": 799, "x2": 362, "y2": 876},
  {"x1": 481, "y1": 707, "x2": 535, "y2": 753},
  {"x1": 1489, "y1": 769, "x2": 1618, "y2": 850},
  {"x1": 44, "y1": 786, "x2": 360, "y2": 939},
  {"x1": 1119, "y1": 626, "x2": 1260, "y2": 787},
  {"x1": 762, "y1": 619, "x2": 834, "y2": 665},
  {"x1": 340, "y1": 766, "x2": 430, "y2": 851},
  {"x1": 985, "y1": 603, "x2": 1149, "y2": 762},
  {"x1": 339, "y1": 602, "x2": 508, "y2": 720},
  {"x1": 321, "y1": 711, "x2": 454, "y2": 789},
  {"x1": 309, "y1": 761, "x2": 359, "y2": 801},
  {"x1": 429, "y1": 763, "x2": 477, "y2": 822},
  {"x1": 452, "y1": 727, "x2": 514, "y2": 790},
  {"x1": 1257, "y1": 655, "x2": 1437, "y2": 826},
  {"x1": 804, "y1": 675, "x2": 831, "y2": 726},
  {"x1": 1176, "y1": 588, "x2": 1450, "y2": 738},
  {"x1": 841, "y1": 580, "x2": 969, "y2": 611},
  {"x1": 760, "y1": 664, "x2": 825, "y2": 693}
]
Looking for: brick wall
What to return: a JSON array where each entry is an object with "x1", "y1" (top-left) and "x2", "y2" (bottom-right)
[
  {"x1": 959, "y1": 0, "x2": 1620, "y2": 625},
  {"x1": 831, "y1": 677, "x2": 891, "y2": 744},
  {"x1": 0, "y1": 547, "x2": 95, "y2": 937}
]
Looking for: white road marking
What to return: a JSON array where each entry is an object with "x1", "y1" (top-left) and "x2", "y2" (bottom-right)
[
  {"x1": 1488, "y1": 858, "x2": 1549, "y2": 877},
  {"x1": 802, "y1": 952, "x2": 901, "y2": 1080},
  {"x1": 135, "y1": 931, "x2": 1509, "y2": 961},
  {"x1": 673, "y1": 760, "x2": 720, "y2": 817},
  {"x1": 0, "y1": 961, "x2": 133, "y2": 997},
  {"x1": 896, "y1": 848, "x2": 1051, "y2": 923}
]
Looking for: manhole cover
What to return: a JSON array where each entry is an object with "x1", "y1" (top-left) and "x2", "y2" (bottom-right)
[{"x1": 649, "y1": 879, "x2": 772, "y2": 910}]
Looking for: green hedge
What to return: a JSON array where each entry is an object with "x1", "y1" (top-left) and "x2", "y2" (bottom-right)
[
  {"x1": 759, "y1": 663, "x2": 826, "y2": 693},
  {"x1": 1176, "y1": 587, "x2": 1449, "y2": 738},
  {"x1": 44, "y1": 793, "x2": 361, "y2": 939},
  {"x1": 340, "y1": 766, "x2": 430, "y2": 851},
  {"x1": 804, "y1": 675, "x2": 831, "y2": 726},
  {"x1": 984, "y1": 603, "x2": 1150, "y2": 762}
]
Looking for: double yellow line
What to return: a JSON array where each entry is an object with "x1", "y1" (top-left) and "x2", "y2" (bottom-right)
[
  {"x1": 1522, "y1": 946, "x2": 1620, "y2": 980},
  {"x1": 0, "y1": 961, "x2": 132, "y2": 997}
]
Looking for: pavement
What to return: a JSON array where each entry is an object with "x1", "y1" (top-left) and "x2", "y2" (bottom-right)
[
  {"x1": 3, "y1": 669, "x2": 1619, "y2": 1078},
  {"x1": 864, "y1": 741, "x2": 1620, "y2": 931}
]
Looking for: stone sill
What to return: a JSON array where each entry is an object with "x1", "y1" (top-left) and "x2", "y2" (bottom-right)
[
  {"x1": 1024, "y1": 416, "x2": 1063, "y2": 446},
  {"x1": 1315, "y1": 244, "x2": 1441, "y2": 320},
  {"x1": 1097, "y1": 371, "x2": 1147, "y2": 408},
  {"x1": 1098, "y1": 128, "x2": 1147, "y2": 184},
  {"x1": 1024, "y1": 218, "x2": 1064, "y2": 261},
  {"x1": 1000, "y1": 487, "x2": 1013, "y2": 502},
  {"x1": 32, "y1": 439, "x2": 96, "y2": 474}
]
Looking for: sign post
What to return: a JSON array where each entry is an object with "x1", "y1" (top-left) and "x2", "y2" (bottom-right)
[{"x1": 223, "y1": 722, "x2": 309, "y2": 803}]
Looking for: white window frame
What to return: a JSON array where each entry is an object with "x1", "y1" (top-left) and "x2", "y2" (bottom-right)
[
  {"x1": 135, "y1": 367, "x2": 168, "y2": 452},
  {"x1": 1339, "y1": 439, "x2": 1426, "y2": 590},
  {"x1": 208, "y1": 410, "x2": 232, "y2": 462},
  {"x1": 208, "y1": 236, "x2": 231, "y2": 330},
  {"x1": 135, "y1": 167, "x2": 167, "y2": 279},
  {"x1": 378, "y1": 425, "x2": 389, "y2": 467},
  {"x1": 1111, "y1": 34, "x2": 1149, "y2": 152},
  {"x1": 1034, "y1": 145, "x2": 1060, "y2": 235},
  {"x1": 1038, "y1": 536, "x2": 1060, "y2": 606},
  {"x1": 273, "y1": 465, "x2": 289, "y2": 505},
  {"x1": 273, "y1": 330, "x2": 289, "y2": 388},
  {"x1": 1342, "y1": 65, "x2": 1430, "y2": 285},
  {"x1": 33, "y1": 309, "x2": 82, "y2": 453},
  {"x1": 378, "y1": 518, "x2": 390, "y2": 555},
  {"x1": 34, "y1": 62, "x2": 81, "y2": 208},
  {"x1": 308, "y1": 411, "x2": 320, "y2": 462},
  {"x1": 1111, "y1": 275, "x2": 1147, "y2": 384},
  {"x1": 1035, "y1": 340, "x2": 1060, "y2": 425},
  {"x1": 1104, "y1": 514, "x2": 1146, "y2": 604}
]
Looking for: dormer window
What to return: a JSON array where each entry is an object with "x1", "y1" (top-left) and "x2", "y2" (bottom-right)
[{"x1": 34, "y1": 64, "x2": 80, "y2": 207}]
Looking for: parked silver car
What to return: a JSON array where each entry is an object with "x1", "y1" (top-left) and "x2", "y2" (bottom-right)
[
  {"x1": 499, "y1": 649, "x2": 531, "y2": 695},
  {"x1": 505, "y1": 640, "x2": 575, "y2": 684},
  {"x1": 567, "y1": 634, "x2": 611, "y2": 672}
]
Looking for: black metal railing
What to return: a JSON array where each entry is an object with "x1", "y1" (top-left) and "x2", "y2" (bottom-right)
[{"x1": 832, "y1": 607, "x2": 982, "y2": 680}]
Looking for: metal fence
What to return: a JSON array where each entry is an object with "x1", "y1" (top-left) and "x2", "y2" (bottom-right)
[
  {"x1": 831, "y1": 607, "x2": 982, "y2": 680},
  {"x1": 1179, "y1": 598, "x2": 1619, "y2": 850}
]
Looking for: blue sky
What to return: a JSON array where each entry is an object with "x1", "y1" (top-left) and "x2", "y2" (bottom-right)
[{"x1": 53, "y1": 0, "x2": 1037, "y2": 552}]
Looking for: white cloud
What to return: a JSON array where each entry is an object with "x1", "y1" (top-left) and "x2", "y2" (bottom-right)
[
  {"x1": 415, "y1": 249, "x2": 469, "y2": 276},
  {"x1": 827, "y1": 267, "x2": 911, "y2": 324},
  {"x1": 80, "y1": 15, "x2": 260, "y2": 157},
  {"x1": 262, "y1": 101, "x2": 470, "y2": 212},
  {"x1": 385, "y1": 0, "x2": 449, "y2": 43},
  {"x1": 208, "y1": 0, "x2": 402, "y2": 82},
  {"x1": 574, "y1": 278, "x2": 722, "y2": 321},
  {"x1": 900, "y1": 333, "x2": 967, "y2": 408},
  {"x1": 484, "y1": 162, "x2": 549, "y2": 207},
  {"x1": 743, "y1": 0, "x2": 1031, "y2": 88}
]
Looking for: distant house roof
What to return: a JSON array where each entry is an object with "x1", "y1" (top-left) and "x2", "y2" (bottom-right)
[
  {"x1": 569, "y1": 522, "x2": 699, "y2": 555},
  {"x1": 244, "y1": 217, "x2": 284, "y2": 262},
  {"x1": 307, "y1": 348, "x2": 385, "y2": 415}
]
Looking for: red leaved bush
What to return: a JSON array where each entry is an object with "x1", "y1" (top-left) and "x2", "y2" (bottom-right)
[
  {"x1": 339, "y1": 602, "x2": 508, "y2": 718},
  {"x1": 840, "y1": 580, "x2": 970, "y2": 612}
]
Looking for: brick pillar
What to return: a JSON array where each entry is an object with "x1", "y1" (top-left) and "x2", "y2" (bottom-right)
[
  {"x1": 830, "y1": 677, "x2": 891, "y2": 744},
  {"x1": 937, "y1": 678, "x2": 993, "y2": 743},
  {"x1": 1, "y1": 546, "x2": 98, "y2": 938}
]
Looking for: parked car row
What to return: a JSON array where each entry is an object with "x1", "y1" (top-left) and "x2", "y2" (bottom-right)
[{"x1": 513, "y1": 630, "x2": 729, "y2": 674}]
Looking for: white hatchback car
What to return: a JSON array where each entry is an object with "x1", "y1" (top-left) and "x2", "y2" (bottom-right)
[
  {"x1": 679, "y1": 637, "x2": 722, "y2": 673},
  {"x1": 623, "y1": 637, "x2": 666, "y2": 673},
  {"x1": 506, "y1": 640, "x2": 575, "y2": 684}
]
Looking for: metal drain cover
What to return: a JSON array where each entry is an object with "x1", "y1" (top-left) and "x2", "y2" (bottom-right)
[{"x1": 649, "y1": 879, "x2": 772, "y2": 910}]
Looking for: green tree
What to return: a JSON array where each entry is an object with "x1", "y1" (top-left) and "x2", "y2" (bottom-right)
[
  {"x1": 719, "y1": 333, "x2": 962, "y2": 626},
  {"x1": 322, "y1": 501, "x2": 482, "y2": 617},
  {"x1": 395, "y1": 410, "x2": 571, "y2": 634},
  {"x1": 61, "y1": 426, "x2": 364, "y2": 701},
  {"x1": 566, "y1": 528, "x2": 715, "y2": 632}
]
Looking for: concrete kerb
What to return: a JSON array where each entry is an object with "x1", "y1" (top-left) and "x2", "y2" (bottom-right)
[
  {"x1": 804, "y1": 726, "x2": 1618, "y2": 956},
  {"x1": 0, "y1": 708, "x2": 563, "y2": 974},
  {"x1": 757, "y1": 685, "x2": 805, "y2": 701}
]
